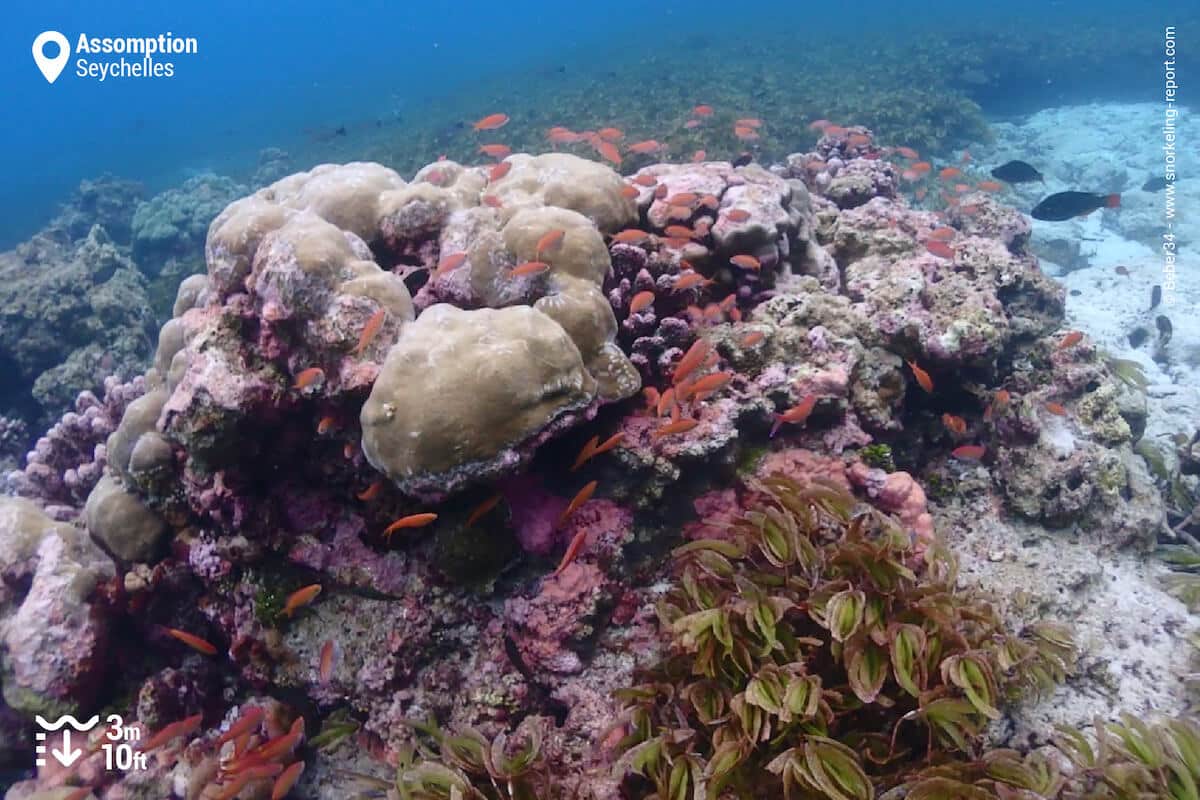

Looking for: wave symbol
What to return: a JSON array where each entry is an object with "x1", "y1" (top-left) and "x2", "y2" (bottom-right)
[{"x1": 34, "y1": 714, "x2": 99, "y2": 731}]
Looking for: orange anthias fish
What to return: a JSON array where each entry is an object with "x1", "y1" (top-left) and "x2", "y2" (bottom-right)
[
  {"x1": 571, "y1": 435, "x2": 599, "y2": 471},
  {"x1": 552, "y1": 528, "x2": 589, "y2": 576},
  {"x1": 272, "y1": 762, "x2": 306, "y2": 800},
  {"x1": 653, "y1": 418, "x2": 699, "y2": 438},
  {"x1": 693, "y1": 104, "x2": 714, "y2": 116},
  {"x1": 895, "y1": 146, "x2": 920, "y2": 160},
  {"x1": 1044, "y1": 401, "x2": 1068, "y2": 416},
  {"x1": 692, "y1": 149, "x2": 706, "y2": 163},
  {"x1": 356, "y1": 480, "x2": 382, "y2": 501},
  {"x1": 592, "y1": 432, "x2": 624, "y2": 456},
  {"x1": 318, "y1": 640, "x2": 336, "y2": 683},
  {"x1": 938, "y1": 167, "x2": 962, "y2": 181},
  {"x1": 292, "y1": 367, "x2": 324, "y2": 390},
  {"x1": 489, "y1": 161, "x2": 512, "y2": 181},
  {"x1": 770, "y1": 395, "x2": 817, "y2": 438},
  {"x1": 598, "y1": 127, "x2": 624, "y2": 141},
  {"x1": 619, "y1": 185, "x2": 638, "y2": 199},
  {"x1": 734, "y1": 126, "x2": 759, "y2": 141},
  {"x1": 664, "y1": 224, "x2": 695, "y2": 239},
  {"x1": 667, "y1": 192, "x2": 698, "y2": 206},
  {"x1": 283, "y1": 584, "x2": 322, "y2": 618},
  {"x1": 435, "y1": 251, "x2": 467, "y2": 277},
  {"x1": 511, "y1": 261, "x2": 551, "y2": 277},
  {"x1": 383, "y1": 513, "x2": 438, "y2": 539},
  {"x1": 612, "y1": 229, "x2": 652, "y2": 245},
  {"x1": 633, "y1": 173, "x2": 657, "y2": 187},
  {"x1": 535, "y1": 229, "x2": 566, "y2": 256},
  {"x1": 478, "y1": 143, "x2": 512, "y2": 159},
  {"x1": 942, "y1": 413, "x2": 967, "y2": 435},
  {"x1": 628, "y1": 140, "x2": 662, "y2": 154},
  {"x1": 139, "y1": 713, "x2": 203, "y2": 752},
  {"x1": 907, "y1": 360, "x2": 934, "y2": 393},
  {"x1": 1058, "y1": 330, "x2": 1084, "y2": 349},
  {"x1": 730, "y1": 254, "x2": 761, "y2": 270},
  {"x1": 467, "y1": 493, "x2": 504, "y2": 526},
  {"x1": 673, "y1": 272, "x2": 710, "y2": 291},
  {"x1": 911, "y1": 161, "x2": 932, "y2": 175},
  {"x1": 673, "y1": 338, "x2": 713, "y2": 385},
  {"x1": 952, "y1": 444, "x2": 986, "y2": 461},
  {"x1": 558, "y1": 480, "x2": 598, "y2": 527},
  {"x1": 214, "y1": 706, "x2": 265, "y2": 748},
  {"x1": 473, "y1": 113, "x2": 509, "y2": 131},
  {"x1": 629, "y1": 291, "x2": 656, "y2": 314},
  {"x1": 354, "y1": 309, "x2": 387, "y2": 356},
  {"x1": 688, "y1": 371, "x2": 733, "y2": 397},
  {"x1": 165, "y1": 628, "x2": 218, "y2": 656},
  {"x1": 595, "y1": 140, "x2": 622, "y2": 165},
  {"x1": 726, "y1": 208, "x2": 751, "y2": 222},
  {"x1": 656, "y1": 387, "x2": 676, "y2": 418},
  {"x1": 739, "y1": 331, "x2": 765, "y2": 347},
  {"x1": 977, "y1": 180, "x2": 1003, "y2": 192},
  {"x1": 928, "y1": 226, "x2": 956, "y2": 241},
  {"x1": 925, "y1": 240, "x2": 955, "y2": 259},
  {"x1": 316, "y1": 416, "x2": 337, "y2": 435}
]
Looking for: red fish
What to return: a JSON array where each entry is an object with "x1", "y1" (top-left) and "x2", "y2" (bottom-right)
[
  {"x1": 139, "y1": 713, "x2": 203, "y2": 752},
  {"x1": 736, "y1": 118, "x2": 763, "y2": 128},
  {"x1": 552, "y1": 527, "x2": 589, "y2": 576},
  {"x1": 354, "y1": 309, "x2": 386, "y2": 356},
  {"x1": 478, "y1": 144, "x2": 511, "y2": 158},
  {"x1": 598, "y1": 127, "x2": 624, "y2": 141},
  {"x1": 165, "y1": 628, "x2": 217, "y2": 656},
  {"x1": 693, "y1": 104, "x2": 714, "y2": 116},
  {"x1": 316, "y1": 416, "x2": 337, "y2": 435},
  {"x1": 925, "y1": 240, "x2": 955, "y2": 259},
  {"x1": 489, "y1": 161, "x2": 512, "y2": 181},
  {"x1": 272, "y1": 762, "x2": 305, "y2": 800},
  {"x1": 629, "y1": 291, "x2": 656, "y2": 314},
  {"x1": 536, "y1": 229, "x2": 566, "y2": 256},
  {"x1": 467, "y1": 493, "x2": 503, "y2": 526},
  {"x1": 667, "y1": 192, "x2": 698, "y2": 206},
  {"x1": 907, "y1": 360, "x2": 934, "y2": 393},
  {"x1": 1058, "y1": 331, "x2": 1084, "y2": 349},
  {"x1": 283, "y1": 584, "x2": 322, "y2": 618},
  {"x1": 382, "y1": 513, "x2": 438, "y2": 539},
  {"x1": 726, "y1": 208, "x2": 751, "y2": 222},
  {"x1": 673, "y1": 272, "x2": 710, "y2": 291},
  {"x1": 895, "y1": 146, "x2": 920, "y2": 160},
  {"x1": 593, "y1": 432, "x2": 624, "y2": 456},
  {"x1": 673, "y1": 338, "x2": 712, "y2": 385},
  {"x1": 656, "y1": 387, "x2": 676, "y2": 418},
  {"x1": 595, "y1": 140, "x2": 622, "y2": 165},
  {"x1": 473, "y1": 113, "x2": 509, "y2": 131},
  {"x1": 628, "y1": 140, "x2": 663, "y2": 155},
  {"x1": 619, "y1": 185, "x2": 638, "y2": 199},
  {"x1": 318, "y1": 640, "x2": 336, "y2": 684},
  {"x1": 571, "y1": 435, "x2": 599, "y2": 471},
  {"x1": 928, "y1": 226, "x2": 956, "y2": 241},
  {"x1": 942, "y1": 413, "x2": 967, "y2": 435},
  {"x1": 292, "y1": 367, "x2": 324, "y2": 390},
  {"x1": 633, "y1": 173, "x2": 657, "y2": 187},
  {"x1": 939, "y1": 167, "x2": 962, "y2": 181},
  {"x1": 740, "y1": 331, "x2": 765, "y2": 347},
  {"x1": 612, "y1": 229, "x2": 652, "y2": 245},
  {"x1": 734, "y1": 125, "x2": 759, "y2": 141},
  {"x1": 1044, "y1": 401, "x2": 1068, "y2": 416},
  {"x1": 435, "y1": 251, "x2": 467, "y2": 277},
  {"x1": 664, "y1": 224, "x2": 695, "y2": 239},
  {"x1": 692, "y1": 150, "x2": 706, "y2": 163},
  {"x1": 215, "y1": 707, "x2": 265, "y2": 748},
  {"x1": 653, "y1": 418, "x2": 699, "y2": 438},
  {"x1": 511, "y1": 261, "x2": 551, "y2": 277},
  {"x1": 730, "y1": 254, "x2": 761, "y2": 270},
  {"x1": 557, "y1": 480, "x2": 598, "y2": 527},
  {"x1": 951, "y1": 444, "x2": 986, "y2": 461},
  {"x1": 770, "y1": 395, "x2": 817, "y2": 438},
  {"x1": 910, "y1": 162, "x2": 932, "y2": 175},
  {"x1": 688, "y1": 371, "x2": 733, "y2": 397},
  {"x1": 356, "y1": 480, "x2": 382, "y2": 501}
]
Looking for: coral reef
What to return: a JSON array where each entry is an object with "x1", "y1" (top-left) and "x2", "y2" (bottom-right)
[{"x1": 0, "y1": 136, "x2": 1184, "y2": 800}]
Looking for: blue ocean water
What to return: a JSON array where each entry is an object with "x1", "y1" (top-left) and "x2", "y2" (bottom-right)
[{"x1": 0, "y1": 0, "x2": 1182, "y2": 248}]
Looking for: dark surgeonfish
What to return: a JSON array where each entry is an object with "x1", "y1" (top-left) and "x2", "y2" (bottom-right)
[
  {"x1": 991, "y1": 160, "x2": 1044, "y2": 183},
  {"x1": 1142, "y1": 176, "x2": 1168, "y2": 192},
  {"x1": 1031, "y1": 191, "x2": 1120, "y2": 221}
]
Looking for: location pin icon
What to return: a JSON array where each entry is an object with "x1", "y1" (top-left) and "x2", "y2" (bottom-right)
[{"x1": 32, "y1": 31, "x2": 70, "y2": 84}]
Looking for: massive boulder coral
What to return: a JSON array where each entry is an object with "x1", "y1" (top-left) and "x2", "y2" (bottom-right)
[{"x1": 0, "y1": 497, "x2": 114, "y2": 717}]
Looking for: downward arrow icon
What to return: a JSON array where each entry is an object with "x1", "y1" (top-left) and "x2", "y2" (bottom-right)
[{"x1": 52, "y1": 730, "x2": 83, "y2": 767}]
